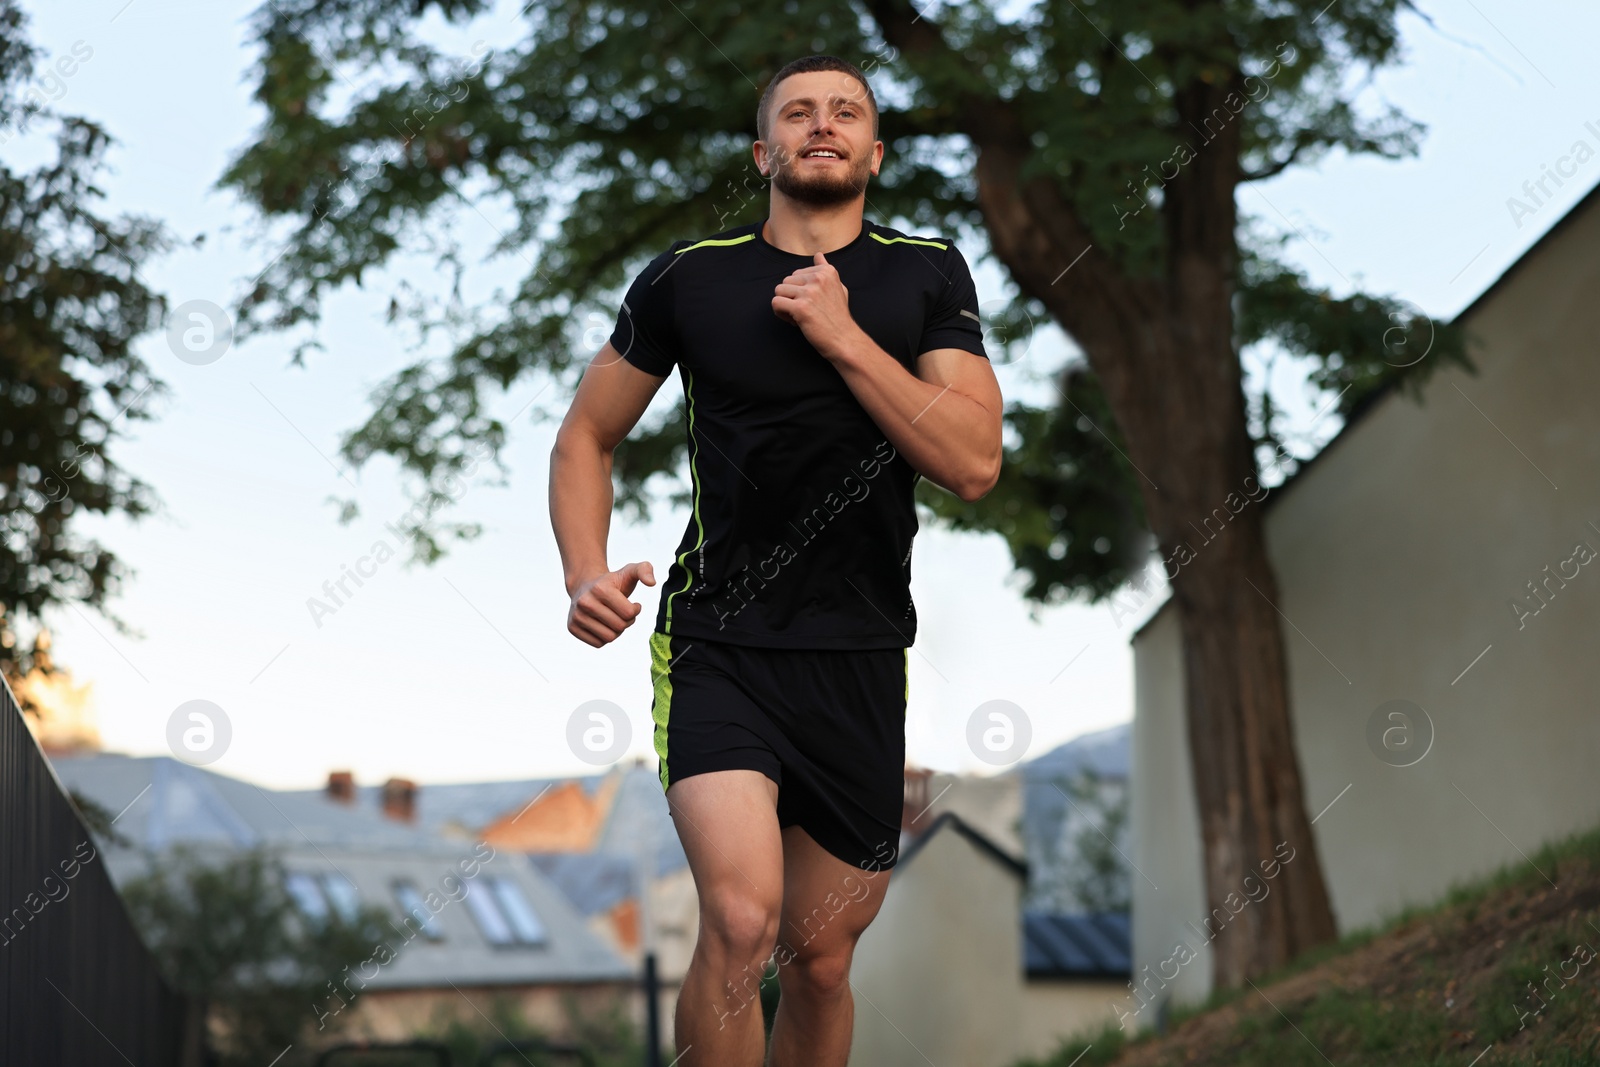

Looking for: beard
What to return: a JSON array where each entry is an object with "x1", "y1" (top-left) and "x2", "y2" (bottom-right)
[{"x1": 771, "y1": 149, "x2": 872, "y2": 206}]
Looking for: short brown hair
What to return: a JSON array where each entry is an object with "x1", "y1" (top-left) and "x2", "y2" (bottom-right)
[{"x1": 756, "y1": 54, "x2": 879, "y2": 143}]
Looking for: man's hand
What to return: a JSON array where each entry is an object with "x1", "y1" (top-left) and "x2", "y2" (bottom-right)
[
  {"x1": 772, "y1": 252, "x2": 866, "y2": 361},
  {"x1": 567, "y1": 562, "x2": 656, "y2": 647}
]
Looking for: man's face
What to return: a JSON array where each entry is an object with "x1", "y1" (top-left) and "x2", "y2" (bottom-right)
[{"x1": 758, "y1": 70, "x2": 882, "y2": 207}]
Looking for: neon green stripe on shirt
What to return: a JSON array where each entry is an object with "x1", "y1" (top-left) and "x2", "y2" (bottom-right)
[
  {"x1": 664, "y1": 368, "x2": 705, "y2": 631},
  {"x1": 870, "y1": 233, "x2": 948, "y2": 250},
  {"x1": 674, "y1": 234, "x2": 757, "y2": 254}
]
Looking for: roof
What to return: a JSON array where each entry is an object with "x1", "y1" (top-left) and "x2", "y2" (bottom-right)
[
  {"x1": 282, "y1": 774, "x2": 609, "y2": 839},
  {"x1": 592, "y1": 762, "x2": 689, "y2": 877},
  {"x1": 1015, "y1": 722, "x2": 1129, "y2": 782},
  {"x1": 895, "y1": 811, "x2": 1130, "y2": 979},
  {"x1": 54, "y1": 753, "x2": 446, "y2": 852},
  {"x1": 282, "y1": 762, "x2": 690, "y2": 877},
  {"x1": 1023, "y1": 911, "x2": 1132, "y2": 978},
  {"x1": 49, "y1": 753, "x2": 634, "y2": 988},
  {"x1": 529, "y1": 852, "x2": 637, "y2": 917},
  {"x1": 1129, "y1": 175, "x2": 1600, "y2": 643},
  {"x1": 897, "y1": 810, "x2": 1027, "y2": 876}
]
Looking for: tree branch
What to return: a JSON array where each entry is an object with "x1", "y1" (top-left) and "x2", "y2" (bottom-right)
[
  {"x1": 1240, "y1": 131, "x2": 1315, "y2": 183},
  {"x1": 862, "y1": 0, "x2": 1135, "y2": 335}
]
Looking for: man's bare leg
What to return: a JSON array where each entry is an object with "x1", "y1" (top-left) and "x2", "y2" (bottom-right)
[
  {"x1": 766, "y1": 826, "x2": 893, "y2": 1067},
  {"x1": 667, "y1": 769, "x2": 785, "y2": 1067}
]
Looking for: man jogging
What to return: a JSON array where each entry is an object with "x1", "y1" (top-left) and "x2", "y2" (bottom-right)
[{"x1": 549, "y1": 54, "x2": 1002, "y2": 1066}]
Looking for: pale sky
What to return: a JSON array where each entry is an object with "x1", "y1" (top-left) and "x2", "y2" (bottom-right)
[{"x1": 12, "y1": 0, "x2": 1600, "y2": 789}]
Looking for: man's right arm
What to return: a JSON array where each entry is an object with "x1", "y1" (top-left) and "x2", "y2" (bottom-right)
[{"x1": 549, "y1": 344, "x2": 669, "y2": 647}]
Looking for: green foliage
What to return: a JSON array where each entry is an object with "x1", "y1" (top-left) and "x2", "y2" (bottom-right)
[
  {"x1": 1010, "y1": 1020, "x2": 1128, "y2": 1066},
  {"x1": 0, "y1": 1, "x2": 169, "y2": 700},
  {"x1": 67, "y1": 788, "x2": 131, "y2": 848},
  {"x1": 421, "y1": 987, "x2": 651, "y2": 1067},
  {"x1": 219, "y1": 0, "x2": 1470, "y2": 602},
  {"x1": 919, "y1": 362, "x2": 1147, "y2": 604},
  {"x1": 120, "y1": 846, "x2": 396, "y2": 1067},
  {"x1": 1010, "y1": 821, "x2": 1600, "y2": 1067},
  {"x1": 1236, "y1": 236, "x2": 1476, "y2": 461},
  {"x1": 1024, "y1": 764, "x2": 1131, "y2": 912},
  {"x1": 760, "y1": 965, "x2": 781, "y2": 1037},
  {"x1": 1062, "y1": 768, "x2": 1131, "y2": 913}
]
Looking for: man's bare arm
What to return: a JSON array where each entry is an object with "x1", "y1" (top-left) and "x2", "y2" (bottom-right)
[
  {"x1": 549, "y1": 345, "x2": 669, "y2": 646},
  {"x1": 828, "y1": 342, "x2": 1002, "y2": 502},
  {"x1": 772, "y1": 253, "x2": 1002, "y2": 501}
]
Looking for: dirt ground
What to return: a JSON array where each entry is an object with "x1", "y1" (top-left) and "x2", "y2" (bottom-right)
[{"x1": 1103, "y1": 844, "x2": 1600, "y2": 1066}]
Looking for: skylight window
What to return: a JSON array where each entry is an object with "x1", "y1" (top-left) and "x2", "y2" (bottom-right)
[
  {"x1": 285, "y1": 872, "x2": 330, "y2": 923},
  {"x1": 492, "y1": 879, "x2": 547, "y2": 944},
  {"x1": 320, "y1": 872, "x2": 362, "y2": 923},
  {"x1": 393, "y1": 880, "x2": 444, "y2": 941},
  {"x1": 466, "y1": 877, "x2": 547, "y2": 947}
]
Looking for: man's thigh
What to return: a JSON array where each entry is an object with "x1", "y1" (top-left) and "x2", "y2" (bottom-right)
[
  {"x1": 775, "y1": 824, "x2": 893, "y2": 963},
  {"x1": 667, "y1": 769, "x2": 785, "y2": 911}
]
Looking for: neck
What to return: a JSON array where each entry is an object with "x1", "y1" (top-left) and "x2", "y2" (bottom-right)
[{"x1": 762, "y1": 193, "x2": 865, "y2": 256}]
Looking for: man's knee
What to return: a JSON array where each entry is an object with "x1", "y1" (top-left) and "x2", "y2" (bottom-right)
[
  {"x1": 782, "y1": 946, "x2": 853, "y2": 1000},
  {"x1": 700, "y1": 889, "x2": 781, "y2": 966}
]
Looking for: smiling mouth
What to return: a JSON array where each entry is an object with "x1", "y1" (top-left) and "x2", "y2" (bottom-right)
[{"x1": 799, "y1": 149, "x2": 846, "y2": 161}]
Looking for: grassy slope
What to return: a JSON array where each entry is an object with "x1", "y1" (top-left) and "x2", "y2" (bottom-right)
[{"x1": 1017, "y1": 822, "x2": 1600, "y2": 1067}]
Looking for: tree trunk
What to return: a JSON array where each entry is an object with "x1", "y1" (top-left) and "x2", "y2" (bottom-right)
[
  {"x1": 1169, "y1": 492, "x2": 1341, "y2": 987},
  {"x1": 958, "y1": 85, "x2": 1341, "y2": 992}
]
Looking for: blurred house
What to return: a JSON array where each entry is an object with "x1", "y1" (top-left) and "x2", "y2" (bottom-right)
[
  {"x1": 845, "y1": 728, "x2": 1133, "y2": 1064},
  {"x1": 900, "y1": 722, "x2": 1131, "y2": 914},
  {"x1": 50, "y1": 753, "x2": 635, "y2": 1044},
  {"x1": 848, "y1": 811, "x2": 1130, "y2": 1067},
  {"x1": 52, "y1": 722, "x2": 1132, "y2": 1063},
  {"x1": 285, "y1": 758, "x2": 698, "y2": 1045},
  {"x1": 1128, "y1": 181, "x2": 1600, "y2": 1018}
]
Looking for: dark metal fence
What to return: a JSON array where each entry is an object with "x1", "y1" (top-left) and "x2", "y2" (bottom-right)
[{"x1": 1, "y1": 675, "x2": 201, "y2": 1065}]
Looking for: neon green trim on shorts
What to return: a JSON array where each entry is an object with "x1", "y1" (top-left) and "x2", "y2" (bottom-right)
[
  {"x1": 649, "y1": 631, "x2": 675, "y2": 791},
  {"x1": 904, "y1": 648, "x2": 910, "y2": 714}
]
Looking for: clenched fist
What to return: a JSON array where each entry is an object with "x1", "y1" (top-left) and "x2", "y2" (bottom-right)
[
  {"x1": 772, "y1": 252, "x2": 864, "y2": 360},
  {"x1": 567, "y1": 561, "x2": 656, "y2": 647}
]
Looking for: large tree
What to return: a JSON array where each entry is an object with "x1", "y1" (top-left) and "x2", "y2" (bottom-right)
[
  {"x1": 0, "y1": 0, "x2": 169, "y2": 712},
  {"x1": 220, "y1": 0, "x2": 1470, "y2": 989}
]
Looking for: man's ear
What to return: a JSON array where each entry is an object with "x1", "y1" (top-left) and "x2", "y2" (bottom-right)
[{"x1": 753, "y1": 139, "x2": 770, "y2": 177}]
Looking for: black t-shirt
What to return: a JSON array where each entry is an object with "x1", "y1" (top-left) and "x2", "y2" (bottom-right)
[{"x1": 607, "y1": 217, "x2": 989, "y2": 649}]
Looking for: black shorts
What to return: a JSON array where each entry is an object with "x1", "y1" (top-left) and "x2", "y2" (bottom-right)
[{"x1": 647, "y1": 631, "x2": 907, "y2": 872}]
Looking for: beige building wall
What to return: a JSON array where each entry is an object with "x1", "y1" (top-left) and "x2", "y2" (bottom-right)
[
  {"x1": 1018, "y1": 979, "x2": 1132, "y2": 1059},
  {"x1": 848, "y1": 820, "x2": 1125, "y2": 1066},
  {"x1": 1128, "y1": 602, "x2": 1212, "y2": 1018},
  {"x1": 849, "y1": 827, "x2": 1025, "y2": 1066},
  {"x1": 1129, "y1": 191, "x2": 1600, "y2": 1017},
  {"x1": 640, "y1": 864, "x2": 698, "y2": 1052}
]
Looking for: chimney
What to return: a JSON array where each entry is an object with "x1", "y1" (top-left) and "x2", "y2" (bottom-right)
[
  {"x1": 326, "y1": 770, "x2": 355, "y2": 804},
  {"x1": 902, "y1": 765, "x2": 934, "y2": 833},
  {"x1": 380, "y1": 777, "x2": 418, "y2": 823}
]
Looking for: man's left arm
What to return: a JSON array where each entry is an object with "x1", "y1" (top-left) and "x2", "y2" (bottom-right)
[{"x1": 772, "y1": 251, "x2": 1003, "y2": 502}]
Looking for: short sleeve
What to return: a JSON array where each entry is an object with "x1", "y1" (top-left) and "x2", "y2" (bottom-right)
[
  {"x1": 917, "y1": 243, "x2": 989, "y2": 360},
  {"x1": 608, "y1": 244, "x2": 686, "y2": 376}
]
